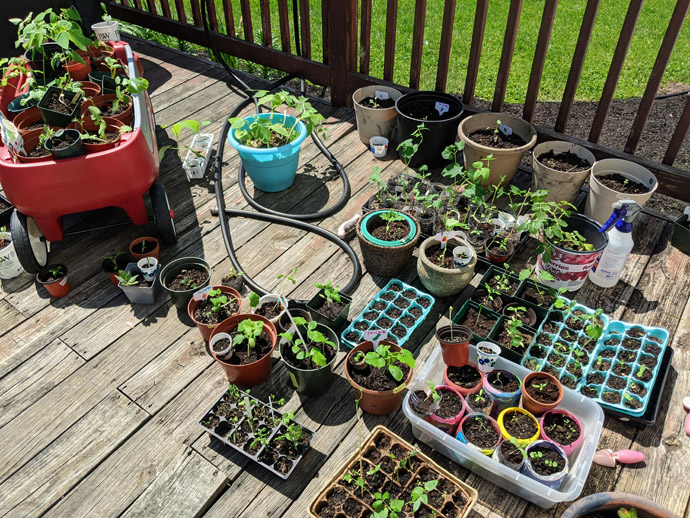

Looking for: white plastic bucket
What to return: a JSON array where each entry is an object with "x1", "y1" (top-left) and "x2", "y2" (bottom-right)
[
  {"x1": 0, "y1": 232, "x2": 24, "y2": 279},
  {"x1": 92, "y1": 21, "x2": 121, "y2": 42}
]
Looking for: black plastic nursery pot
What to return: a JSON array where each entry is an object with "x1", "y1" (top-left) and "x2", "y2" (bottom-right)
[
  {"x1": 159, "y1": 257, "x2": 212, "y2": 309},
  {"x1": 306, "y1": 289, "x2": 352, "y2": 332},
  {"x1": 44, "y1": 129, "x2": 85, "y2": 159},
  {"x1": 279, "y1": 322, "x2": 339, "y2": 396},
  {"x1": 672, "y1": 214, "x2": 690, "y2": 255},
  {"x1": 101, "y1": 73, "x2": 129, "y2": 94},
  {"x1": 395, "y1": 91, "x2": 464, "y2": 168},
  {"x1": 37, "y1": 86, "x2": 83, "y2": 128}
]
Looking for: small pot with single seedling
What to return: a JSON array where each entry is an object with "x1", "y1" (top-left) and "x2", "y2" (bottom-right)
[
  {"x1": 408, "y1": 380, "x2": 442, "y2": 418},
  {"x1": 36, "y1": 264, "x2": 70, "y2": 297},
  {"x1": 436, "y1": 307, "x2": 473, "y2": 367},
  {"x1": 221, "y1": 267, "x2": 244, "y2": 292},
  {"x1": 306, "y1": 280, "x2": 352, "y2": 332},
  {"x1": 521, "y1": 371, "x2": 564, "y2": 416},
  {"x1": 493, "y1": 437, "x2": 526, "y2": 471},
  {"x1": 483, "y1": 369, "x2": 522, "y2": 416},
  {"x1": 129, "y1": 236, "x2": 160, "y2": 261},
  {"x1": 102, "y1": 251, "x2": 133, "y2": 286},
  {"x1": 455, "y1": 412, "x2": 502, "y2": 456},
  {"x1": 137, "y1": 256, "x2": 158, "y2": 282},
  {"x1": 187, "y1": 286, "x2": 242, "y2": 341},
  {"x1": 115, "y1": 263, "x2": 161, "y2": 304},
  {"x1": 209, "y1": 332, "x2": 233, "y2": 359},
  {"x1": 426, "y1": 384, "x2": 467, "y2": 434},
  {"x1": 497, "y1": 407, "x2": 541, "y2": 447}
]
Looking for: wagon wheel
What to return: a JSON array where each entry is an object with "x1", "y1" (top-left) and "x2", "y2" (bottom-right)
[
  {"x1": 149, "y1": 183, "x2": 177, "y2": 246},
  {"x1": 10, "y1": 210, "x2": 48, "y2": 274}
]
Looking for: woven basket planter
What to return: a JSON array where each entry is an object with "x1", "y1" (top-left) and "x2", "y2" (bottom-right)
[{"x1": 356, "y1": 211, "x2": 420, "y2": 277}]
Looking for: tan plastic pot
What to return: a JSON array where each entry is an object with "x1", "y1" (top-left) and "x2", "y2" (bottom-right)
[
  {"x1": 585, "y1": 159, "x2": 658, "y2": 224},
  {"x1": 531, "y1": 141, "x2": 595, "y2": 203},
  {"x1": 352, "y1": 85, "x2": 403, "y2": 145},
  {"x1": 417, "y1": 236, "x2": 476, "y2": 297},
  {"x1": 458, "y1": 112, "x2": 537, "y2": 186}
]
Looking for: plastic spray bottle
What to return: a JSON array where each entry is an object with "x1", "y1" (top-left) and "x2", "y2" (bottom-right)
[{"x1": 588, "y1": 200, "x2": 641, "y2": 288}]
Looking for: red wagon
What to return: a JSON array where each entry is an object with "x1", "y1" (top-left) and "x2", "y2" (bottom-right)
[{"x1": 0, "y1": 42, "x2": 176, "y2": 273}]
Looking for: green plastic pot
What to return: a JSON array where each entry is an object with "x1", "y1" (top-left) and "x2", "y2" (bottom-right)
[
  {"x1": 37, "y1": 86, "x2": 82, "y2": 128},
  {"x1": 671, "y1": 214, "x2": 690, "y2": 255},
  {"x1": 159, "y1": 257, "x2": 212, "y2": 309},
  {"x1": 279, "y1": 322, "x2": 339, "y2": 396}
]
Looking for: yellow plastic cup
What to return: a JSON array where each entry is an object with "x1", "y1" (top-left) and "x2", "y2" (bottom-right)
[{"x1": 497, "y1": 407, "x2": 540, "y2": 448}]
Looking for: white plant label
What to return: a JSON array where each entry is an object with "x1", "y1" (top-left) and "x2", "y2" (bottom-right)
[
  {"x1": 435, "y1": 102, "x2": 449, "y2": 116},
  {"x1": 498, "y1": 123, "x2": 513, "y2": 136},
  {"x1": 193, "y1": 285, "x2": 214, "y2": 301},
  {"x1": 375, "y1": 90, "x2": 390, "y2": 100},
  {"x1": 362, "y1": 329, "x2": 387, "y2": 350},
  {"x1": 684, "y1": 206, "x2": 690, "y2": 218}
]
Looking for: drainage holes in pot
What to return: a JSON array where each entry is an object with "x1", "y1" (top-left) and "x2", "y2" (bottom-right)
[{"x1": 580, "y1": 384, "x2": 601, "y2": 399}]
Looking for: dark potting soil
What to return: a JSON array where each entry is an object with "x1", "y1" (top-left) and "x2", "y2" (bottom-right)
[
  {"x1": 626, "y1": 326, "x2": 645, "y2": 338},
  {"x1": 542, "y1": 365, "x2": 560, "y2": 378},
  {"x1": 447, "y1": 365, "x2": 481, "y2": 388},
  {"x1": 194, "y1": 298, "x2": 240, "y2": 325},
  {"x1": 409, "y1": 307, "x2": 423, "y2": 318},
  {"x1": 525, "y1": 376, "x2": 560, "y2": 404},
  {"x1": 612, "y1": 362, "x2": 633, "y2": 377},
  {"x1": 166, "y1": 268, "x2": 209, "y2": 291},
  {"x1": 359, "y1": 96, "x2": 396, "y2": 109},
  {"x1": 495, "y1": 324, "x2": 533, "y2": 354},
  {"x1": 597, "y1": 173, "x2": 650, "y2": 194},
  {"x1": 500, "y1": 440, "x2": 524, "y2": 466},
  {"x1": 49, "y1": 133, "x2": 79, "y2": 151},
  {"x1": 646, "y1": 334, "x2": 663, "y2": 344},
  {"x1": 215, "y1": 421, "x2": 232, "y2": 437},
  {"x1": 386, "y1": 308, "x2": 402, "y2": 319},
  {"x1": 587, "y1": 372, "x2": 605, "y2": 385},
  {"x1": 619, "y1": 350, "x2": 636, "y2": 363},
  {"x1": 274, "y1": 456, "x2": 292, "y2": 475},
  {"x1": 282, "y1": 336, "x2": 336, "y2": 370},
  {"x1": 624, "y1": 396, "x2": 643, "y2": 410},
  {"x1": 381, "y1": 291, "x2": 396, "y2": 301},
  {"x1": 487, "y1": 240, "x2": 512, "y2": 257},
  {"x1": 391, "y1": 325, "x2": 406, "y2": 339},
  {"x1": 472, "y1": 292, "x2": 503, "y2": 312},
  {"x1": 566, "y1": 361, "x2": 583, "y2": 378},
  {"x1": 560, "y1": 375, "x2": 577, "y2": 389},
  {"x1": 100, "y1": 100, "x2": 128, "y2": 117},
  {"x1": 458, "y1": 307, "x2": 497, "y2": 337},
  {"x1": 553, "y1": 342, "x2": 571, "y2": 355},
  {"x1": 132, "y1": 240, "x2": 156, "y2": 255},
  {"x1": 258, "y1": 447, "x2": 279, "y2": 466},
  {"x1": 201, "y1": 413, "x2": 219, "y2": 428},
  {"x1": 402, "y1": 290, "x2": 417, "y2": 299},
  {"x1": 349, "y1": 359, "x2": 410, "y2": 392},
  {"x1": 599, "y1": 348, "x2": 617, "y2": 359},
  {"x1": 315, "y1": 298, "x2": 347, "y2": 319},
  {"x1": 394, "y1": 298, "x2": 410, "y2": 309},
  {"x1": 44, "y1": 91, "x2": 79, "y2": 114},
  {"x1": 389, "y1": 283, "x2": 403, "y2": 292},
  {"x1": 418, "y1": 297, "x2": 431, "y2": 309},
  {"x1": 565, "y1": 317, "x2": 584, "y2": 331},
  {"x1": 644, "y1": 342, "x2": 662, "y2": 356},
  {"x1": 221, "y1": 275, "x2": 243, "y2": 292},
  {"x1": 606, "y1": 336, "x2": 621, "y2": 346},
  {"x1": 503, "y1": 411, "x2": 538, "y2": 439},
  {"x1": 411, "y1": 389, "x2": 435, "y2": 416},
  {"x1": 537, "y1": 334, "x2": 553, "y2": 347},
  {"x1": 543, "y1": 412, "x2": 581, "y2": 445},
  {"x1": 520, "y1": 285, "x2": 556, "y2": 307},
  {"x1": 629, "y1": 382, "x2": 647, "y2": 397},
  {"x1": 354, "y1": 321, "x2": 368, "y2": 331},
  {"x1": 487, "y1": 371, "x2": 519, "y2": 393},
  {"x1": 537, "y1": 150, "x2": 591, "y2": 172},
  {"x1": 467, "y1": 391, "x2": 492, "y2": 413},
  {"x1": 622, "y1": 337, "x2": 642, "y2": 350},
  {"x1": 638, "y1": 355, "x2": 657, "y2": 369},
  {"x1": 255, "y1": 301, "x2": 285, "y2": 320},
  {"x1": 486, "y1": 274, "x2": 519, "y2": 295},
  {"x1": 529, "y1": 345, "x2": 547, "y2": 359},
  {"x1": 634, "y1": 366, "x2": 653, "y2": 382},
  {"x1": 377, "y1": 317, "x2": 393, "y2": 328},
  {"x1": 436, "y1": 388, "x2": 464, "y2": 419},
  {"x1": 581, "y1": 386, "x2": 600, "y2": 399},
  {"x1": 25, "y1": 121, "x2": 45, "y2": 131},
  {"x1": 602, "y1": 391, "x2": 622, "y2": 404},
  {"x1": 28, "y1": 144, "x2": 51, "y2": 158},
  {"x1": 529, "y1": 445, "x2": 566, "y2": 476},
  {"x1": 364, "y1": 311, "x2": 378, "y2": 321},
  {"x1": 462, "y1": 415, "x2": 499, "y2": 449},
  {"x1": 224, "y1": 330, "x2": 273, "y2": 365},
  {"x1": 547, "y1": 353, "x2": 566, "y2": 368},
  {"x1": 373, "y1": 301, "x2": 387, "y2": 311},
  {"x1": 370, "y1": 221, "x2": 411, "y2": 241},
  {"x1": 425, "y1": 243, "x2": 460, "y2": 268},
  {"x1": 468, "y1": 128, "x2": 526, "y2": 149}
]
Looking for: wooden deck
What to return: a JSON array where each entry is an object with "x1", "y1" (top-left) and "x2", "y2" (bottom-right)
[{"x1": 1, "y1": 38, "x2": 689, "y2": 518}]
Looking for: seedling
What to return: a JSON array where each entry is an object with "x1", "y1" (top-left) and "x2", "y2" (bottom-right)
[
  {"x1": 275, "y1": 421, "x2": 303, "y2": 450},
  {"x1": 208, "y1": 289, "x2": 238, "y2": 314},
  {"x1": 115, "y1": 269, "x2": 139, "y2": 286},
  {"x1": 531, "y1": 380, "x2": 548, "y2": 392},
  {"x1": 379, "y1": 209, "x2": 406, "y2": 233},
  {"x1": 0, "y1": 227, "x2": 6, "y2": 248},
  {"x1": 158, "y1": 119, "x2": 212, "y2": 161},
  {"x1": 427, "y1": 380, "x2": 441, "y2": 404},
  {"x1": 232, "y1": 318, "x2": 265, "y2": 356},
  {"x1": 279, "y1": 317, "x2": 335, "y2": 367},
  {"x1": 618, "y1": 508, "x2": 638, "y2": 518},
  {"x1": 364, "y1": 344, "x2": 415, "y2": 383},
  {"x1": 353, "y1": 352, "x2": 365, "y2": 363},
  {"x1": 637, "y1": 365, "x2": 646, "y2": 377},
  {"x1": 249, "y1": 426, "x2": 272, "y2": 449},
  {"x1": 410, "y1": 479, "x2": 439, "y2": 512},
  {"x1": 314, "y1": 280, "x2": 341, "y2": 304}
]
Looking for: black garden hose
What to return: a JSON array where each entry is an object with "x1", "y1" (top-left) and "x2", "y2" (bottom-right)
[{"x1": 200, "y1": 1, "x2": 361, "y2": 299}]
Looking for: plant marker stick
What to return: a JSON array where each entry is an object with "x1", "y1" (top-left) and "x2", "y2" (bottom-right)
[
  {"x1": 280, "y1": 296, "x2": 307, "y2": 347},
  {"x1": 244, "y1": 396, "x2": 252, "y2": 419}
]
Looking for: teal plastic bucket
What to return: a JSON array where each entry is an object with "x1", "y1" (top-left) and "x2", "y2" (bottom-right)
[
  {"x1": 227, "y1": 113, "x2": 308, "y2": 192},
  {"x1": 360, "y1": 210, "x2": 417, "y2": 246}
]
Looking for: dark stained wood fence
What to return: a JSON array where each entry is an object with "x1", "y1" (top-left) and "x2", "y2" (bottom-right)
[{"x1": 107, "y1": 0, "x2": 690, "y2": 201}]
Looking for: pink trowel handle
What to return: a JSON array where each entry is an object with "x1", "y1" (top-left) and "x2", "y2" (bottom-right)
[
  {"x1": 685, "y1": 413, "x2": 690, "y2": 437},
  {"x1": 616, "y1": 450, "x2": 645, "y2": 464}
]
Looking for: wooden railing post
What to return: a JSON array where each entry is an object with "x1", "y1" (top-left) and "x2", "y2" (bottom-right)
[{"x1": 327, "y1": 0, "x2": 356, "y2": 107}]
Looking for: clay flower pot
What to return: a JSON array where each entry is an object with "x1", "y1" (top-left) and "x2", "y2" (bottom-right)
[
  {"x1": 345, "y1": 340, "x2": 413, "y2": 415},
  {"x1": 521, "y1": 371, "x2": 564, "y2": 416},
  {"x1": 13, "y1": 107, "x2": 46, "y2": 136},
  {"x1": 15, "y1": 128, "x2": 52, "y2": 163},
  {"x1": 443, "y1": 362, "x2": 483, "y2": 397},
  {"x1": 209, "y1": 313, "x2": 277, "y2": 387},
  {"x1": 64, "y1": 52, "x2": 92, "y2": 81},
  {"x1": 81, "y1": 93, "x2": 133, "y2": 125},
  {"x1": 561, "y1": 492, "x2": 679, "y2": 518},
  {"x1": 68, "y1": 116, "x2": 126, "y2": 153},
  {"x1": 187, "y1": 285, "x2": 242, "y2": 342},
  {"x1": 36, "y1": 264, "x2": 70, "y2": 297},
  {"x1": 437, "y1": 324, "x2": 472, "y2": 367},
  {"x1": 129, "y1": 236, "x2": 160, "y2": 261},
  {"x1": 417, "y1": 236, "x2": 477, "y2": 297},
  {"x1": 101, "y1": 252, "x2": 133, "y2": 286}
]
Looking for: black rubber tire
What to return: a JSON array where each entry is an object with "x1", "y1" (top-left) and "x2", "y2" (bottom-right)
[
  {"x1": 149, "y1": 183, "x2": 177, "y2": 245},
  {"x1": 10, "y1": 210, "x2": 48, "y2": 274}
]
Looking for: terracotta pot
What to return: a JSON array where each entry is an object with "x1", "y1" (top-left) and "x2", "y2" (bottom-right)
[
  {"x1": 86, "y1": 43, "x2": 115, "y2": 66},
  {"x1": 443, "y1": 362, "x2": 483, "y2": 397},
  {"x1": 129, "y1": 236, "x2": 160, "y2": 261},
  {"x1": 540, "y1": 409, "x2": 583, "y2": 457},
  {"x1": 485, "y1": 237, "x2": 514, "y2": 264},
  {"x1": 561, "y1": 492, "x2": 679, "y2": 518},
  {"x1": 69, "y1": 117, "x2": 125, "y2": 152},
  {"x1": 79, "y1": 80, "x2": 102, "y2": 98},
  {"x1": 437, "y1": 324, "x2": 472, "y2": 367},
  {"x1": 16, "y1": 128, "x2": 52, "y2": 163},
  {"x1": 64, "y1": 53, "x2": 92, "y2": 81},
  {"x1": 81, "y1": 93, "x2": 133, "y2": 125},
  {"x1": 13, "y1": 108, "x2": 47, "y2": 136},
  {"x1": 209, "y1": 313, "x2": 278, "y2": 387},
  {"x1": 345, "y1": 340, "x2": 413, "y2": 415},
  {"x1": 521, "y1": 371, "x2": 564, "y2": 416},
  {"x1": 36, "y1": 264, "x2": 70, "y2": 297},
  {"x1": 426, "y1": 385, "x2": 467, "y2": 434},
  {"x1": 187, "y1": 286, "x2": 242, "y2": 342}
]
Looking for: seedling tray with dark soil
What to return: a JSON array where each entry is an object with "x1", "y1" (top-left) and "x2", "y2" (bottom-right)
[
  {"x1": 452, "y1": 300, "x2": 501, "y2": 344},
  {"x1": 198, "y1": 386, "x2": 315, "y2": 479},
  {"x1": 308, "y1": 425, "x2": 477, "y2": 518},
  {"x1": 478, "y1": 266, "x2": 522, "y2": 297},
  {"x1": 340, "y1": 279, "x2": 435, "y2": 349},
  {"x1": 487, "y1": 316, "x2": 538, "y2": 364}
]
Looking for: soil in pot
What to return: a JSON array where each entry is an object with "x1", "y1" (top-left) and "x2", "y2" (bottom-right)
[
  {"x1": 528, "y1": 444, "x2": 566, "y2": 476},
  {"x1": 435, "y1": 388, "x2": 464, "y2": 419},
  {"x1": 521, "y1": 283, "x2": 556, "y2": 307},
  {"x1": 97, "y1": 99, "x2": 130, "y2": 117},
  {"x1": 26, "y1": 143, "x2": 52, "y2": 159},
  {"x1": 461, "y1": 415, "x2": 500, "y2": 449},
  {"x1": 314, "y1": 298, "x2": 348, "y2": 319},
  {"x1": 221, "y1": 329, "x2": 273, "y2": 365},
  {"x1": 193, "y1": 298, "x2": 240, "y2": 325},
  {"x1": 221, "y1": 274, "x2": 243, "y2": 291},
  {"x1": 370, "y1": 220, "x2": 411, "y2": 241},
  {"x1": 485, "y1": 273, "x2": 519, "y2": 295},
  {"x1": 255, "y1": 301, "x2": 285, "y2": 320},
  {"x1": 597, "y1": 173, "x2": 650, "y2": 194},
  {"x1": 467, "y1": 128, "x2": 526, "y2": 149},
  {"x1": 425, "y1": 243, "x2": 465, "y2": 268},
  {"x1": 282, "y1": 335, "x2": 336, "y2": 370},
  {"x1": 43, "y1": 91, "x2": 79, "y2": 114},
  {"x1": 537, "y1": 150, "x2": 591, "y2": 172},
  {"x1": 446, "y1": 365, "x2": 481, "y2": 391},
  {"x1": 466, "y1": 390, "x2": 492, "y2": 413},
  {"x1": 494, "y1": 321, "x2": 534, "y2": 355},
  {"x1": 49, "y1": 132, "x2": 79, "y2": 150},
  {"x1": 471, "y1": 290, "x2": 503, "y2": 312},
  {"x1": 602, "y1": 391, "x2": 622, "y2": 404},
  {"x1": 503, "y1": 411, "x2": 538, "y2": 440},
  {"x1": 457, "y1": 307, "x2": 498, "y2": 337},
  {"x1": 81, "y1": 127, "x2": 120, "y2": 144},
  {"x1": 166, "y1": 268, "x2": 209, "y2": 290},
  {"x1": 524, "y1": 376, "x2": 561, "y2": 405},
  {"x1": 487, "y1": 371, "x2": 520, "y2": 393},
  {"x1": 410, "y1": 390, "x2": 437, "y2": 416},
  {"x1": 348, "y1": 358, "x2": 411, "y2": 392},
  {"x1": 359, "y1": 96, "x2": 396, "y2": 109},
  {"x1": 499, "y1": 440, "x2": 525, "y2": 466},
  {"x1": 543, "y1": 412, "x2": 581, "y2": 446}
]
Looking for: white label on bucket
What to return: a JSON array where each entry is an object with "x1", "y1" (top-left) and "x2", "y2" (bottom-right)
[
  {"x1": 435, "y1": 102, "x2": 449, "y2": 116},
  {"x1": 498, "y1": 124, "x2": 513, "y2": 136},
  {"x1": 375, "y1": 90, "x2": 389, "y2": 100},
  {"x1": 362, "y1": 329, "x2": 386, "y2": 350},
  {"x1": 193, "y1": 286, "x2": 214, "y2": 301}
]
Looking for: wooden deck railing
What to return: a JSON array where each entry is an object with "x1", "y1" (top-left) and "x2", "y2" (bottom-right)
[{"x1": 108, "y1": 0, "x2": 690, "y2": 201}]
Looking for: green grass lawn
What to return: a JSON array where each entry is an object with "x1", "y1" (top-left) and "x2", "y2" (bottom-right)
[{"x1": 142, "y1": 0, "x2": 690, "y2": 102}]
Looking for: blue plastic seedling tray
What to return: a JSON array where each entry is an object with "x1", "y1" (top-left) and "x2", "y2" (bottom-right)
[
  {"x1": 579, "y1": 321, "x2": 669, "y2": 417},
  {"x1": 340, "y1": 279, "x2": 435, "y2": 349},
  {"x1": 520, "y1": 297, "x2": 609, "y2": 392}
]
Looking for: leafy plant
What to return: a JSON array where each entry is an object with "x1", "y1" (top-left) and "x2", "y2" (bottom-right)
[
  {"x1": 115, "y1": 269, "x2": 139, "y2": 286},
  {"x1": 379, "y1": 209, "x2": 406, "y2": 233},
  {"x1": 158, "y1": 119, "x2": 212, "y2": 161},
  {"x1": 426, "y1": 380, "x2": 441, "y2": 404},
  {"x1": 232, "y1": 319, "x2": 265, "y2": 355},
  {"x1": 410, "y1": 479, "x2": 439, "y2": 512},
  {"x1": 617, "y1": 509, "x2": 638, "y2": 518},
  {"x1": 275, "y1": 421, "x2": 303, "y2": 450},
  {"x1": 207, "y1": 289, "x2": 237, "y2": 313},
  {"x1": 79, "y1": 105, "x2": 131, "y2": 143},
  {"x1": 224, "y1": 267, "x2": 244, "y2": 279},
  {"x1": 314, "y1": 280, "x2": 341, "y2": 304},
  {"x1": 364, "y1": 344, "x2": 415, "y2": 383},
  {"x1": 279, "y1": 317, "x2": 335, "y2": 367}
]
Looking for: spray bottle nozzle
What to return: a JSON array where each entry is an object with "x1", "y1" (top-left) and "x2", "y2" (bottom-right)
[{"x1": 599, "y1": 200, "x2": 641, "y2": 233}]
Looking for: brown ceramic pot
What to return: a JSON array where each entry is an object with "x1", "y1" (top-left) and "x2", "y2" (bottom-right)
[{"x1": 521, "y1": 371, "x2": 564, "y2": 416}]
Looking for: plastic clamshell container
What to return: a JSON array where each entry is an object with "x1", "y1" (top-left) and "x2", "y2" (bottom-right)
[
  {"x1": 340, "y1": 278, "x2": 435, "y2": 349},
  {"x1": 198, "y1": 387, "x2": 315, "y2": 480},
  {"x1": 403, "y1": 344, "x2": 604, "y2": 508},
  {"x1": 182, "y1": 133, "x2": 214, "y2": 180}
]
